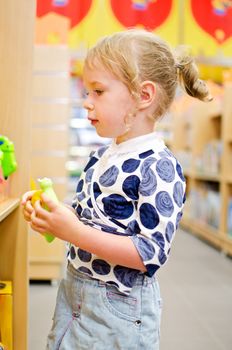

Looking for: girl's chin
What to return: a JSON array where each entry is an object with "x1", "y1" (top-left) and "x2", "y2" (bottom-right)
[{"x1": 95, "y1": 127, "x2": 128, "y2": 141}]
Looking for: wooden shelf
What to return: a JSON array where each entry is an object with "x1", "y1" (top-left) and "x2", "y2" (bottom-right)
[
  {"x1": 0, "y1": 198, "x2": 20, "y2": 222},
  {"x1": 172, "y1": 86, "x2": 232, "y2": 256},
  {"x1": 192, "y1": 172, "x2": 221, "y2": 182},
  {"x1": 0, "y1": 1, "x2": 35, "y2": 349},
  {"x1": 222, "y1": 235, "x2": 232, "y2": 256},
  {"x1": 181, "y1": 217, "x2": 222, "y2": 249},
  {"x1": 225, "y1": 177, "x2": 232, "y2": 184}
]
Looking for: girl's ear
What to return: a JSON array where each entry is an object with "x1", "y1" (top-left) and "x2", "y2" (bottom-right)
[{"x1": 138, "y1": 81, "x2": 156, "y2": 110}]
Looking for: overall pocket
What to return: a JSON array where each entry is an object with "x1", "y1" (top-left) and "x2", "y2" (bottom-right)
[{"x1": 100, "y1": 283, "x2": 140, "y2": 322}]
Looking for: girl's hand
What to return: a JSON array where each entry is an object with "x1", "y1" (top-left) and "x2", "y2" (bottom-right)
[
  {"x1": 30, "y1": 194, "x2": 80, "y2": 242},
  {"x1": 21, "y1": 190, "x2": 37, "y2": 222}
]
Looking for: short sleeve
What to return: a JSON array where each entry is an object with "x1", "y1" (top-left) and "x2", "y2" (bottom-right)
[{"x1": 130, "y1": 155, "x2": 186, "y2": 277}]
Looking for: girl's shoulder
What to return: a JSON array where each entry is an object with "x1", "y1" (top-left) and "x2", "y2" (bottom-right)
[{"x1": 139, "y1": 145, "x2": 186, "y2": 184}]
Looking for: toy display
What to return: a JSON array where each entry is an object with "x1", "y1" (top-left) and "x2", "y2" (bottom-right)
[{"x1": 31, "y1": 177, "x2": 59, "y2": 243}]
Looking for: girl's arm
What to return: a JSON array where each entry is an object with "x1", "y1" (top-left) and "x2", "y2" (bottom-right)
[{"x1": 27, "y1": 194, "x2": 146, "y2": 271}]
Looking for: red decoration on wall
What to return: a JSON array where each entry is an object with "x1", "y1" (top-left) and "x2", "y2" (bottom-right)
[
  {"x1": 110, "y1": 0, "x2": 172, "y2": 30},
  {"x1": 191, "y1": 0, "x2": 232, "y2": 44},
  {"x1": 36, "y1": 0, "x2": 93, "y2": 28}
]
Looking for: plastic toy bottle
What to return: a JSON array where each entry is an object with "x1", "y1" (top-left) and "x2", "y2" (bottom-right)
[{"x1": 31, "y1": 177, "x2": 59, "y2": 243}]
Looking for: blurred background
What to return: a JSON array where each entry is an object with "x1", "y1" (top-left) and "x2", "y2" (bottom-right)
[{"x1": 0, "y1": 1, "x2": 232, "y2": 349}]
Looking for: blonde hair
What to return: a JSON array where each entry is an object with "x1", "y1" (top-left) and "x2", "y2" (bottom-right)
[{"x1": 85, "y1": 29, "x2": 212, "y2": 119}]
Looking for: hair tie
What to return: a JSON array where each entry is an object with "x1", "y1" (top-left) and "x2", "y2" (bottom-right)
[
  {"x1": 175, "y1": 58, "x2": 193, "y2": 72},
  {"x1": 175, "y1": 63, "x2": 183, "y2": 71}
]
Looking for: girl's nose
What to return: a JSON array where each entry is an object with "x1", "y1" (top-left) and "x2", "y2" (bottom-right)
[{"x1": 83, "y1": 99, "x2": 94, "y2": 111}]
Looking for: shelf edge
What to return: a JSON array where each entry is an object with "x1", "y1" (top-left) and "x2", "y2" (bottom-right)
[{"x1": 0, "y1": 198, "x2": 20, "y2": 222}]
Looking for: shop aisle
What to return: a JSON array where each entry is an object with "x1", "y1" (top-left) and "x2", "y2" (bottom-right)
[{"x1": 29, "y1": 229, "x2": 232, "y2": 350}]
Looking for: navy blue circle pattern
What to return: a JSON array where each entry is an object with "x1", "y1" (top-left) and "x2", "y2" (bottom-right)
[
  {"x1": 151, "y1": 231, "x2": 165, "y2": 249},
  {"x1": 113, "y1": 266, "x2": 140, "y2": 288},
  {"x1": 76, "y1": 179, "x2": 84, "y2": 193},
  {"x1": 139, "y1": 168, "x2": 157, "y2": 196},
  {"x1": 176, "y1": 212, "x2": 183, "y2": 228},
  {"x1": 165, "y1": 221, "x2": 175, "y2": 242},
  {"x1": 176, "y1": 162, "x2": 185, "y2": 182},
  {"x1": 140, "y1": 157, "x2": 157, "y2": 175},
  {"x1": 78, "y1": 266, "x2": 93, "y2": 276},
  {"x1": 158, "y1": 249, "x2": 167, "y2": 264},
  {"x1": 132, "y1": 236, "x2": 155, "y2": 261},
  {"x1": 122, "y1": 158, "x2": 141, "y2": 173},
  {"x1": 85, "y1": 168, "x2": 94, "y2": 183},
  {"x1": 93, "y1": 182, "x2": 102, "y2": 199},
  {"x1": 173, "y1": 181, "x2": 184, "y2": 207},
  {"x1": 76, "y1": 204, "x2": 82, "y2": 217},
  {"x1": 145, "y1": 264, "x2": 160, "y2": 277},
  {"x1": 102, "y1": 194, "x2": 133, "y2": 219},
  {"x1": 70, "y1": 139, "x2": 186, "y2": 294},
  {"x1": 99, "y1": 165, "x2": 119, "y2": 187},
  {"x1": 77, "y1": 249, "x2": 92, "y2": 262},
  {"x1": 125, "y1": 220, "x2": 141, "y2": 235},
  {"x1": 92, "y1": 259, "x2": 111, "y2": 275},
  {"x1": 122, "y1": 175, "x2": 140, "y2": 200},
  {"x1": 140, "y1": 203, "x2": 160, "y2": 229},
  {"x1": 156, "y1": 157, "x2": 175, "y2": 183},
  {"x1": 70, "y1": 246, "x2": 76, "y2": 259},
  {"x1": 77, "y1": 192, "x2": 86, "y2": 202},
  {"x1": 82, "y1": 208, "x2": 92, "y2": 220},
  {"x1": 155, "y1": 191, "x2": 174, "y2": 217}
]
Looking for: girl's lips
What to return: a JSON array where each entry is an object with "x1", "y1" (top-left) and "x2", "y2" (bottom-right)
[
  {"x1": 88, "y1": 117, "x2": 98, "y2": 125},
  {"x1": 90, "y1": 120, "x2": 98, "y2": 126}
]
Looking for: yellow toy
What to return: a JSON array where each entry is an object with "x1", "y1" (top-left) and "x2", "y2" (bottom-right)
[
  {"x1": 0, "y1": 282, "x2": 12, "y2": 350},
  {"x1": 31, "y1": 177, "x2": 59, "y2": 243}
]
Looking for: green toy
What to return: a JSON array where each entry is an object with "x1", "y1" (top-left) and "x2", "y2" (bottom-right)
[
  {"x1": 0, "y1": 149, "x2": 3, "y2": 175},
  {"x1": 0, "y1": 136, "x2": 17, "y2": 179},
  {"x1": 31, "y1": 177, "x2": 59, "y2": 243}
]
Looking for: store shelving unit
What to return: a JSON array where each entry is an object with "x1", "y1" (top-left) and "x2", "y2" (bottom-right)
[
  {"x1": 172, "y1": 84, "x2": 232, "y2": 255},
  {"x1": 0, "y1": 1, "x2": 35, "y2": 349},
  {"x1": 29, "y1": 45, "x2": 70, "y2": 281}
]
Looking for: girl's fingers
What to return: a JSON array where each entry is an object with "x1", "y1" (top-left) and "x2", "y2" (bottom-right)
[
  {"x1": 30, "y1": 210, "x2": 47, "y2": 232},
  {"x1": 23, "y1": 200, "x2": 34, "y2": 222},
  {"x1": 34, "y1": 200, "x2": 50, "y2": 219},
  {"x1": 30, "y1": 223, "x2": 46, "y2": 234},
  {"x1": 25, "y1": 199, "x2": 34, "y2": 213},
  {"x1": 23, "y1": 210, "x2": 32, "y2": 222},
  {"x1": 21, "y1": 190, "x2": 36, "y2": 206}
]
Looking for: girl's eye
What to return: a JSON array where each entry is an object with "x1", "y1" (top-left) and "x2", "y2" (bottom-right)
[{"x1": 94, "y1": 90, "x2": 103, "y2": 96}]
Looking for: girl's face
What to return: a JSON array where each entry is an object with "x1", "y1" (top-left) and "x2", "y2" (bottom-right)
[{"x1": 83, "y1": 62, "x2": 138, "y2": 144}]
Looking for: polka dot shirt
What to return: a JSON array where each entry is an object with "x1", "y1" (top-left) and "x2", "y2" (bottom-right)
[{"x1": 69, "y1": 132, "x2": 186, "y2": 294}]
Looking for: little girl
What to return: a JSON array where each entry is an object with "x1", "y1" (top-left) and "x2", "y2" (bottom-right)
[{"x1": 22, "y1": 29, "x2": 212, "y2": 349}]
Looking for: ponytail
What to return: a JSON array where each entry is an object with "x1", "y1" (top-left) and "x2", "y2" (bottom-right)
[{"x1": 174, "y1": 47, "x2": 213, "y2": 102}]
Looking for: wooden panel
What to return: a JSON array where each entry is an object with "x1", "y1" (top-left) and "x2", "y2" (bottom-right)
[
  {"x1": 29, "y1": 45, "x2": 70, "y2": 280},
  {"x1": 222, "y1": 86, "x2": 232, "y2": 142},
  {"x1": 33, "y1": 75, "x2": 70, "y2": 99},
  {"x1": 28, "y1": 228, "x2": 65, "y2": 280},
  {"x1": 31, "y1": 156, "x2": 67, "y2": 178},
  {"x1": 32, "y1": 102, "x2": 70, "y2": 124},
  {"x1": 31, "y1": 127, "x2": 68, "y2": 152},
  {"x1": 0, "y1": 1, "x2": 35, "y2": 349},
  {"x1": 33, "y1": 45, "x2": 70, "y2": 72},
  {"x1": 29, "y1": 229, "x2": 65, "y2": 258}
]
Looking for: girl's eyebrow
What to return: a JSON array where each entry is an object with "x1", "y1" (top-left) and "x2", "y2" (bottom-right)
[{"x1": 89, "y1": 80, "x2": 106, "y2": 86}]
